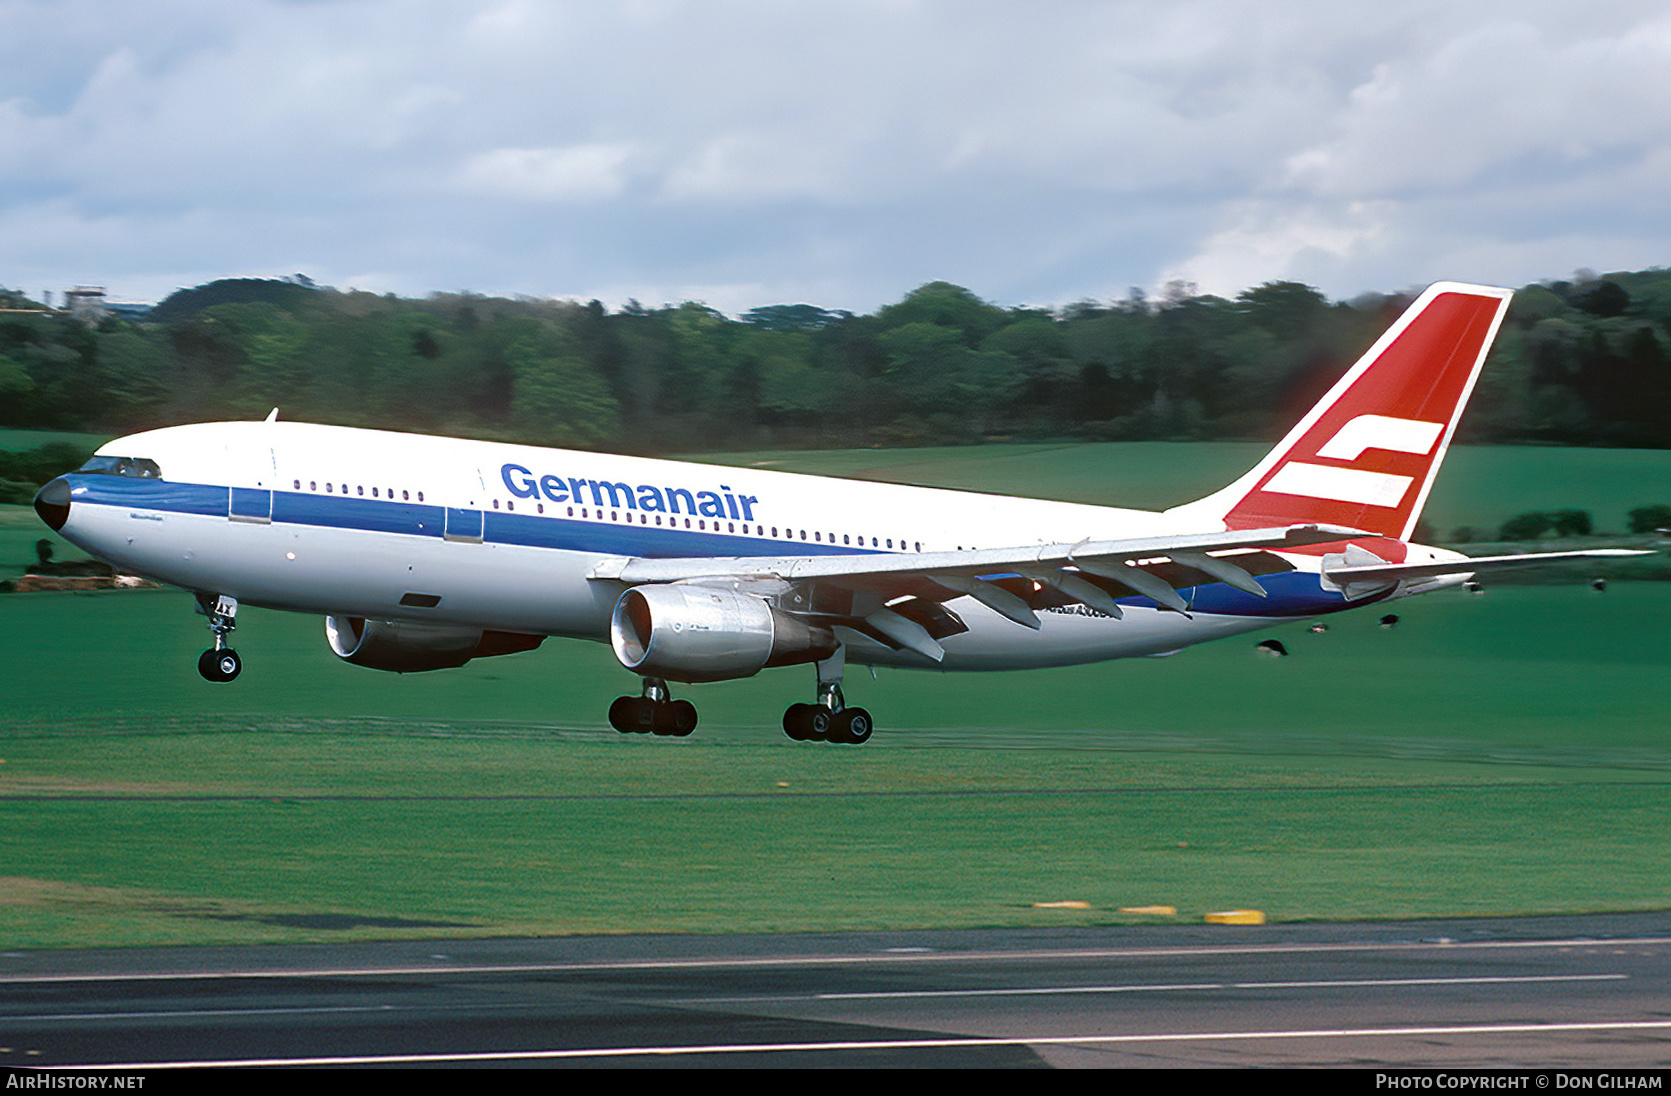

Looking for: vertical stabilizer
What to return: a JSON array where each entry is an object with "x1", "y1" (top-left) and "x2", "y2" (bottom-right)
[{"x1": 1167, "y1": 282, "x2": 1513, "y2": 542}]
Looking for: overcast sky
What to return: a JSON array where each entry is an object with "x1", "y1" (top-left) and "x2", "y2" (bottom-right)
[{"x1": 5, "y1": 0, "x2": 1670, "y2": 314}]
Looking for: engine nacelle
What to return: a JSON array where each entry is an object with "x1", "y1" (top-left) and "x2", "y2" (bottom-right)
[
  {"x1": 325, "y1": 615, "x2": 544, "y2": 673},
  {"x1": 610, "y1": 584, "x2": 837, "y2": 683}
]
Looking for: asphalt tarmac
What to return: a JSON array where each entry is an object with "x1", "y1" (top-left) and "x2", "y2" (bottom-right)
[{"x1": 4, "y1": 913, "x2": 1670, "y2": 1069}]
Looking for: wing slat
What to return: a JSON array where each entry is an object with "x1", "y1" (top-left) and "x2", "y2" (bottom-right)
[{"x1": 589, "y1": 523, "x2": 1363, "y2": 586}]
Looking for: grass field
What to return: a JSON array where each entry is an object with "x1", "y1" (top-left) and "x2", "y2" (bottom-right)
[
  {"x1": 1, "y1": 438, "x2": 1667, "y2": 948},
  {"x1": 0, "y1": 429, "x2": 110, "y2": 452},
  {"x1": 2, "y1": 582, "x2": 1667, "y2": 947}
]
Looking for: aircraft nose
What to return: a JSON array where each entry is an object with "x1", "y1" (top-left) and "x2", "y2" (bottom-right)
[{"x1": 34, "y1": 476, "x2": 70, "y2": 531}]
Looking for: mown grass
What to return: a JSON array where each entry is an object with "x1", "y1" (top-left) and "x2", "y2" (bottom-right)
[
  {"x1": 2, "y1": 581, "x2": 1667, "y2": 947},
  {"x1": 6, "y1": 773, "x2": 1668, "y2": 946}
]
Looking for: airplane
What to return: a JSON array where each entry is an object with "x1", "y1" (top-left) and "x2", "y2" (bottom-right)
[{"x1": 32, "y1": 281, "x2": 1646, "y2": 744}]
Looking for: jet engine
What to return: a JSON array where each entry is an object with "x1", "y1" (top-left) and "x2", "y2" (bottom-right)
[
  {"x1": 325, "y1": 615, "x2": 544, "y2": 673},
  {"x1": 610, "y1": 584, "x2": 837, "y2": 683}
]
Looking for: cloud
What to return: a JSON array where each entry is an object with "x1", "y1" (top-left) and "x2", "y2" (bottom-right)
[
  {"x1": 1163, "y1": 200, "x2": 1397, "y2": 299},
  {"x1": 5, "y1": 1, "x2": 1671, "y2": 311},
  {"x1": 457, "y1": 144, "x2": 635, "y2": 202}
]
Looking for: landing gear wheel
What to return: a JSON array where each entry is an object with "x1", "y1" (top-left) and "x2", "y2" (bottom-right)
[
  {"x1": 782, "y1": 702, "x2": 814, "y2": 741},
  {"x1": 197, "y1": 647, "x2": 241, "y2": 683},
  {"x1": 609, "y1": 695, "x2": 653, "y2": 733},
  {"x1": 611, "y1": 695, "x2": 699, "y2": 737},
  {"x1": 659, "y1": 699, "x2": 698, "y2": 737},
  {"x1": 832, "y1": 707, "x2": 872, "y2": 745},
  {"x1": 783, "y1": 703, "x2": 836, "y2": 741}
]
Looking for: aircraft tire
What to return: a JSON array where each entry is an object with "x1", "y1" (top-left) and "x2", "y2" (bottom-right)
[
  {"x1": 609, "y1": 695, "x2": 651, "y2": 733},
  {"x1": 657, "y1": 699, "x2": 698, "y2": 737},
  {"x1": 835, "y1": 707, "x2": 873, "y2": 745},
  {"x1": 782, "y1": 702, "x2": 813, "y2": 741},
  {"x1": 198, "y1": 648, "x2": 241, "y2": 683}
]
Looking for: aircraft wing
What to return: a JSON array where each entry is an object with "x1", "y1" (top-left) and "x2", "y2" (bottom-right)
[{"x1": 587, "y1": 523, "x2": 1365, "y2": 661}]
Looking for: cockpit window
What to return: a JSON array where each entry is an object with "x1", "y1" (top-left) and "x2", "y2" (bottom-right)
[{"x1": 79, "y1": 456, "x2": 164, "y2": 479}]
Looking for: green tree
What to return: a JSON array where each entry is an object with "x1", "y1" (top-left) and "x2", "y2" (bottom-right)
[
  {"x1": 1499, "y1": 512, "x2": 1553, "y2": 541},
  {"x1": 1236, "y1": 281, "x2": 1328, "y2": 341},
  {"x1": 1626, "y1": 505, "x2": 1671, "y2": 534},
  {"x1": 877, "y1": 282, "x2": 1009, "y2": 347}
]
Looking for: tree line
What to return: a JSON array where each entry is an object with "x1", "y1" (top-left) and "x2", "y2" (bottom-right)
[{"x1": 3, "y1": 269, "x2": 1670, "y2": 453}]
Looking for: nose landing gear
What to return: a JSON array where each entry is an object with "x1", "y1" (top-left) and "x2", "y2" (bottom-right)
[{"x1": 195, "y1": 593, "x2": 242, "y2": 682}]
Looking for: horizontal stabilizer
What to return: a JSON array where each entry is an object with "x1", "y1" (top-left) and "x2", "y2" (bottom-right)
[{"x1": 1324, "y1": 548, "x2": 1653, "y2": 585}]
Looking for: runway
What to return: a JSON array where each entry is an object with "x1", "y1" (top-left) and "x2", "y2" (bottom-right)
[{"x1": 4, "y1": 914, "x2": 1670, "y2": 1068}]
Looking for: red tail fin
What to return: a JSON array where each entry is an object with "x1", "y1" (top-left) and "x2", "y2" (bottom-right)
[{"x1": 1170, "y1": 282, "x2": 1513, "y2": 543}]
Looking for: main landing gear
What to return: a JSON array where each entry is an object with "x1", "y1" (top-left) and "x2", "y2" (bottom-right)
[
  {"x1": 608, "y1": 653, "x2": 876, "y2": 745},
  {"x1": 782, "y1": 650, "x2": 872, "y2": 745},
  {"x1": 609, "y1": 677, "x2": 698, "y2": 737},
  {"x1": 195, "y1": 593, "x2": 242, "y2": 683},
  {"x1": 782, "y1": 686, "x2": 872, "y2": 745}
]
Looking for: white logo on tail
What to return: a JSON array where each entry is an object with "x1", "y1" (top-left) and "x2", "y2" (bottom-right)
[
  {"x1": 1262, "y1": 415, "x2": 1444, "y2": 507},
  {"x1": 1316, "y1": 415, "x2": 1444, "y2": 461}
]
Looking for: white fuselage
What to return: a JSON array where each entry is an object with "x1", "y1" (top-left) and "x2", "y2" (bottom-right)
[{"x1": 51, "y1": 420, "x2": 1423, "y2": 672}]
